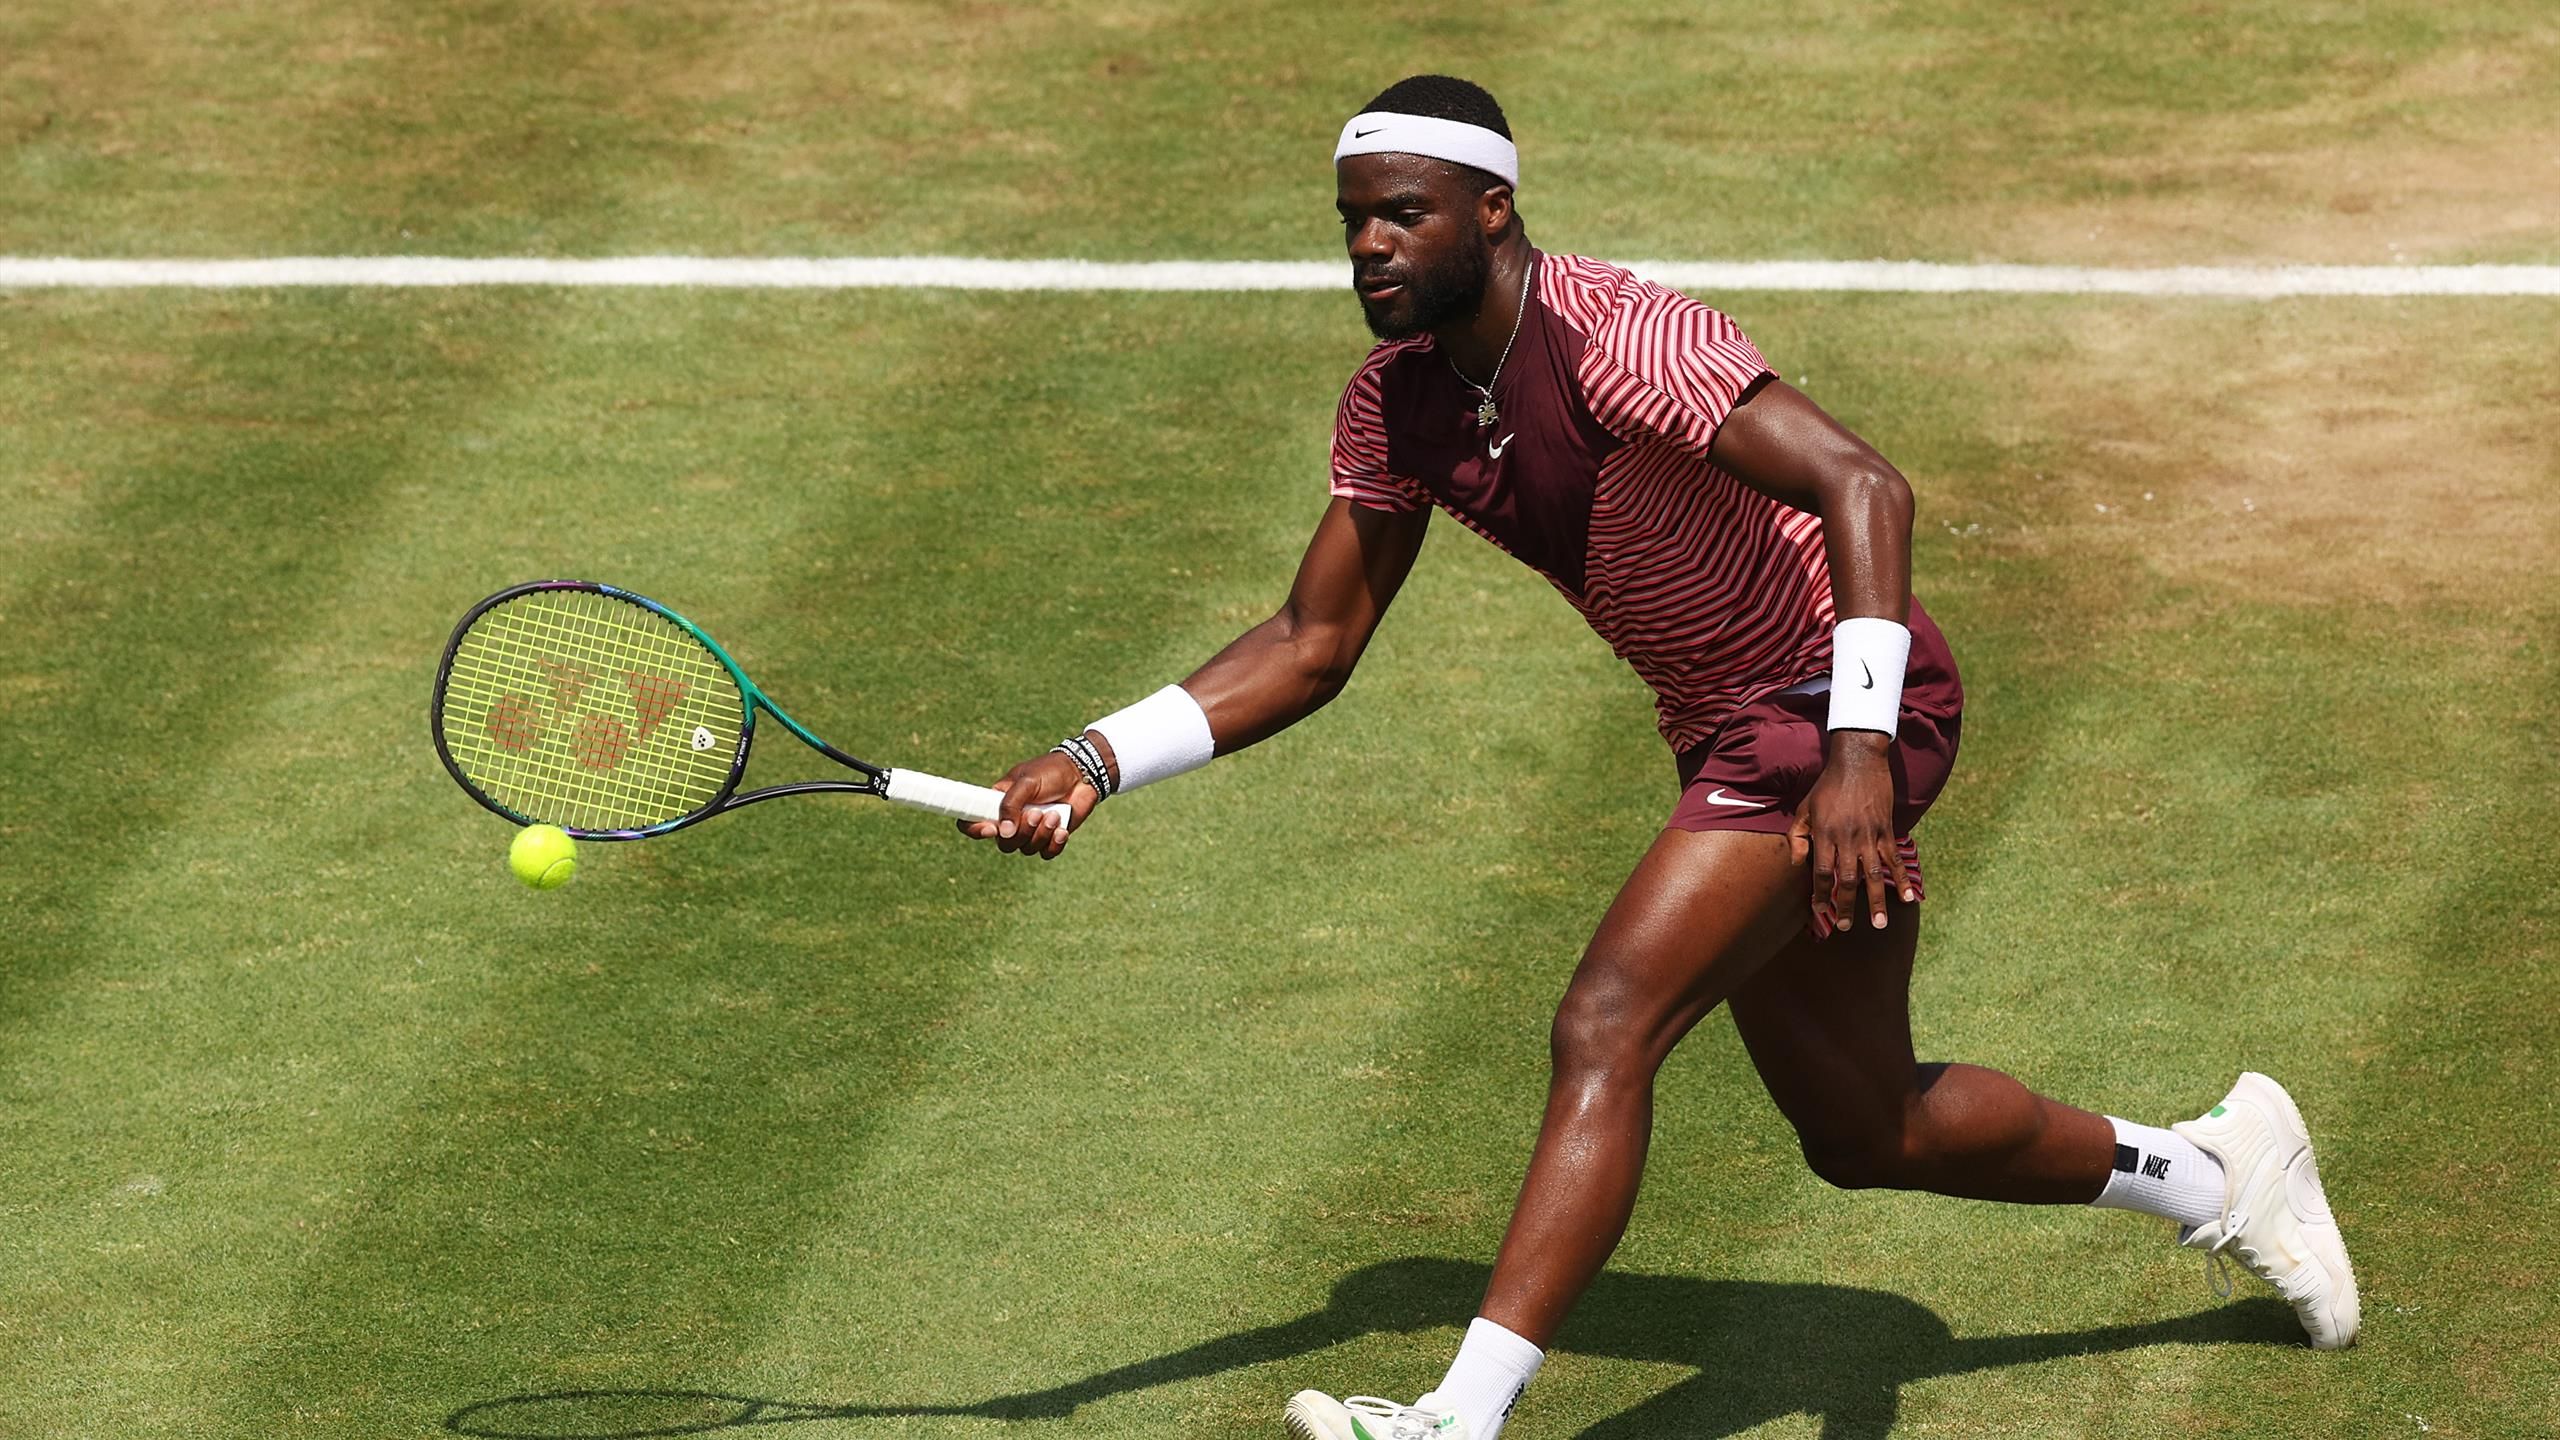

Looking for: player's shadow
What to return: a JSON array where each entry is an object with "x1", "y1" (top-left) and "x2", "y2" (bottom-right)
[{"x1": 446, "y1": 1256, "x2": 2299, "y2": 1440}]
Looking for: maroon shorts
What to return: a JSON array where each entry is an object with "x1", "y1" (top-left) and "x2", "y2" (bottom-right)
[{"x1": 1668, "y1": 603, "x2": 1964, "y2": 916}]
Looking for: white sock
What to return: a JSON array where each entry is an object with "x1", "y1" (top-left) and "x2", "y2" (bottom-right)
[
  {"x1": 1422, "y1": 1316, "x2": 1543, "y2": 1440},
  {"x1": 2091, "y1": 1116, "x2": 2226, "y2": 1229}
]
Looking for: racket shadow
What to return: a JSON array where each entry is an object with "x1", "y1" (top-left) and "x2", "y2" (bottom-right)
[
  {"x1": 444, "y1": 1256, "x2": 2302, "y2": 1439},
  {"x1": 442, "y1": 1391, "x2": 976, "y2": 1438}
]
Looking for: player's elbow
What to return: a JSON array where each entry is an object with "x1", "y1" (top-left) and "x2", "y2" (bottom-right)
[
  {"x1": 1829, "y1": 464, "x2": 1913, "y2": 527},
  {"x1": 1273, "y1": 606, "x2": 1368, "y2": 705},
  {"x1": 1295, "y1": 628, "x2": 1362, "y2": 705}
]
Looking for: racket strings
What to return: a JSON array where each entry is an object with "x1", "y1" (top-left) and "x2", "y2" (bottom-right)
[{"x1": 439, "y1": 588, "x2": 745, "y2": 831}]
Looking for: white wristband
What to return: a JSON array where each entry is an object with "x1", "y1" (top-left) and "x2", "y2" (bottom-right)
[
  {"x1": 1088, "y1": 684, "x2": 1217, "y2": 793},
  {"x1": 1825, "y1": 617, "x2": 1911, "y2": 734}
]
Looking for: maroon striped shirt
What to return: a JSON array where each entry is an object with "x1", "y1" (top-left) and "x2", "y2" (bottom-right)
[{"x1": 1331, "y1": 250, "x2": 1836, "y2": 752}]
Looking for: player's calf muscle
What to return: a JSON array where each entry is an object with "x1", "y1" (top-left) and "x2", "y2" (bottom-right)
[
  {"x1": 1792, "y1": 1065, "x2": 2109, "y2": 1200},
  {"x1": 1793, "y1": 1102, "x2": 1978, "y2": 1193}
]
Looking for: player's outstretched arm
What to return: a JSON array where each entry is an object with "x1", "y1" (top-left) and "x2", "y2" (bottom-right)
[
  {"x1": 1708, "y1": 380, "x2": 1918, "y2": 932},
  {"x1": 967, "y1": 498, "x2": 1429, "y2": 857},
  {"x1": 1182, "y1": 497, "x2": 1430, "y2": 753}
]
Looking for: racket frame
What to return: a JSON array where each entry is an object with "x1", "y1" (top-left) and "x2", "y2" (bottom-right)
[{"x1": 433, "y1": 580, "x2": 901, "y2": 841}]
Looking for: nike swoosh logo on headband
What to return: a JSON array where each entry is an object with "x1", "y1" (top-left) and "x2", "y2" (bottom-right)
[{"x1": 1354, "y1": 127, "x2": 1384, "y2": 138}]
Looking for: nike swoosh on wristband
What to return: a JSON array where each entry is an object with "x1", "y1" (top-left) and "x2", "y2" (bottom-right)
[
  {"x1": 1703, "y1": 789, "x2": 1762, "y2": 807},
  {"x1": 1860, "y1": 660, "x2": 1874, "y2": 689}
]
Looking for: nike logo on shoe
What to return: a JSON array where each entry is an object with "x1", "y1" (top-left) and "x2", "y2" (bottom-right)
[
  {"x1": 1703, "y1": 789, "x2": 1762, "y2": 807},
  {"x1": 1488, "y1": 432, "x2": 1514, "y2": 458}
]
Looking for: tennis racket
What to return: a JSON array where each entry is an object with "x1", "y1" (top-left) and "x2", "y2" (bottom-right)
[{"x1": 431, "y1": 580, "x2": 1068, "y2": 840}]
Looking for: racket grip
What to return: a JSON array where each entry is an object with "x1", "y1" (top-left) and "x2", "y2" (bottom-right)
[{"x1": 883, "y1": 769, "x2": 1073, "y2": 828}]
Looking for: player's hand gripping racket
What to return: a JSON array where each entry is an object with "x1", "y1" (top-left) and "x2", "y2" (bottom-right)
[{"x1": 431, "y1": 580, "x2": 1068, "y2": 839}]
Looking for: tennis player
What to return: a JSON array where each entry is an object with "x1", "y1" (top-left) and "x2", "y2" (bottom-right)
[{"x1": 967, "y1": 75, "x2": 2357, "y2": 1440}]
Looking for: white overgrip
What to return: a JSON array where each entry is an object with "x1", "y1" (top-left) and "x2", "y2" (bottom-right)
[{"x1": 882, "y1": 769, "x2": 1072, "y2": 827}]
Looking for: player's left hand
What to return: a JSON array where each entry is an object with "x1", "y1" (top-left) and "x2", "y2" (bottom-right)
[{"x1": 1788, "y1": 730, "x2": 1912, "y2": 933}]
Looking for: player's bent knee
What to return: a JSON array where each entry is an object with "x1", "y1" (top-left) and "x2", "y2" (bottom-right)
[
  {"x1": 1796, "y1": 1131, "x2": 1913, "y2": 1192},
  {"x1": 1547, "y1": 977, "x2": 1665, "y2": 1086},
  {"x1": 1547, "y1": 1000, "x2": 1631, "y2": 1082}
]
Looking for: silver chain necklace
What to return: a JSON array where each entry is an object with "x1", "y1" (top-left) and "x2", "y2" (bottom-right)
[{"x1": 1450, "y1": 257, "x2": 1534, "y2": 428}]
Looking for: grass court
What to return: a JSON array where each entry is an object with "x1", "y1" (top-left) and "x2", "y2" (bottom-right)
[{"x1": 2, "y1": 3, "x2": 2555, "y2": 1436}]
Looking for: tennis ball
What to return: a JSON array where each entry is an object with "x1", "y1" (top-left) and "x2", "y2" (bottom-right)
[{"x1": 509, "y1": 824, "x2": 578, "y2": 890}]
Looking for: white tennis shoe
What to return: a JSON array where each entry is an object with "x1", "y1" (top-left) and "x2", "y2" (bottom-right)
[
  {"x1": 1284, "y1": 1391, "x2": 1466, "y2": 1440},
  {"x1": 2172, "y1": 1071, "x2": 2360, "y2": 1348}
]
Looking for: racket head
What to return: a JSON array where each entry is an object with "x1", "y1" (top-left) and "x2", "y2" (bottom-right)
[{"x1": 432, "y1": 581, "x2": 757, "y2": 838}]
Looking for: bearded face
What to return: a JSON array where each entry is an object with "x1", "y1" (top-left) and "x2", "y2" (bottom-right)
[
  {"x1": 1356, "y1": 221, "x2": 1492, "y2": 340},
  {"x1": 1337, "y1": 154, "x2": 1505, "y2": 342}
]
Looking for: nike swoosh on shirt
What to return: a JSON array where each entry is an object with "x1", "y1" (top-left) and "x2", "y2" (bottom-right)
[
  {"x1": 1702, "y1": 789, "x2": 1763, "y2": 808},
  {"x1": 1488, "y1": 432, "x2": 1515, "y2": 458}
]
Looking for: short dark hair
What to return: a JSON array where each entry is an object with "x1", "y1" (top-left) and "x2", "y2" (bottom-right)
[{"x1": 1360, "y1": 75, "x2": 1510, "y2": 141}]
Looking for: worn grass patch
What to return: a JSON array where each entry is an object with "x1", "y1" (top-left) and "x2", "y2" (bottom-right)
[{"x1": 2, "y1": 0, "x2": 2553, "y2": 262}]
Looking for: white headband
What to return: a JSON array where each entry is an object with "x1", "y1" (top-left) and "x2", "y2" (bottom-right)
[{"x1": 1332, "y1": 111, "x2": 1519, "y2": 187}]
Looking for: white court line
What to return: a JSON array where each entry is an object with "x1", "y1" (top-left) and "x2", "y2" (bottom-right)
[{"x1": 2, "y1": 255, "x2": 2557, "y2": 296}]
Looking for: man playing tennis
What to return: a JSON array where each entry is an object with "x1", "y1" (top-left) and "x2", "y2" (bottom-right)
[{"x1": 967, "y1": 75, "x2": 2357, "y2": 1440}]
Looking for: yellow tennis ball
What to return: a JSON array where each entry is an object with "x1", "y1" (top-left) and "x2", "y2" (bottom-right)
[{"x1": 508, "y1": 824, "x2": 578, "y2": 890}]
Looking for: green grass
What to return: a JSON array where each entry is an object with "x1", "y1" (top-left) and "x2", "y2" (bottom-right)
[
  {"x1": 3, "y1": 1, "x2": 2556, "y2": 263},
  {"x1": 4, "y1": 289, "x2": 2553, "y2": 1439},
  {"x1": 3, "y1": 4, "x2": 2558, "y2": 1438}
]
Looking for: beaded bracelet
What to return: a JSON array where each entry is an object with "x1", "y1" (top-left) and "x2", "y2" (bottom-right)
[{"x1": 1052, "y1": 734, "x2": 1113, "y2": 800}]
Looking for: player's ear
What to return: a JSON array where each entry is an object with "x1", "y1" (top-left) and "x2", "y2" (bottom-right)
[{"x1": 1478, "y1": 183, "x2": 1515, "y2": 239}]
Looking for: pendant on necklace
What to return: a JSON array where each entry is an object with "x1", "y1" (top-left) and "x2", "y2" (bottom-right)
[{"x1": 1475, "y1": 395, "x2": 1499, "y2": 427}]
